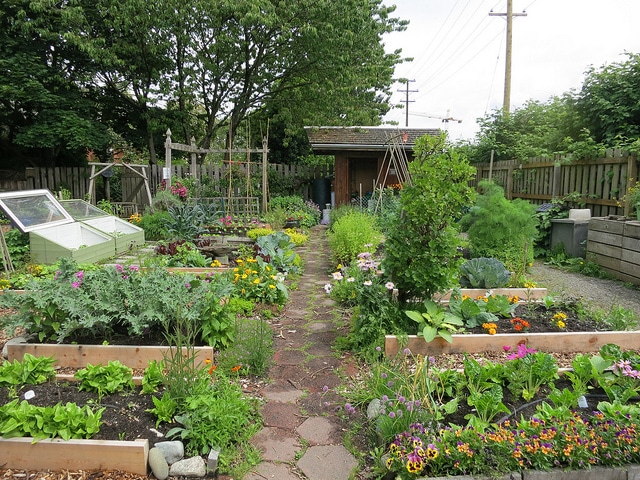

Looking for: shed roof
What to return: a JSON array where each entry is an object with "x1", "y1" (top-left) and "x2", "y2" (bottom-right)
[{"x1": 304, "y1": 126, "x2": 440, "y2": 153}]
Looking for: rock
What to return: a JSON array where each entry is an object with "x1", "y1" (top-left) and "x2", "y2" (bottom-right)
[
  {"x1": 2, "y1": 335, "x2": 28, "y2": 359},
  {"x1": 169, "y1": 456, "x2": 207, "y2": 477},
  {"x1": 154, "y1": 440, "x2": 184, "y2": 464},
  {"x1": 148, "y1": 447, "x2": 169, "y2": 480},
  {"x1": 367, "y1": 398, "x2": 382, "y2": 420}
]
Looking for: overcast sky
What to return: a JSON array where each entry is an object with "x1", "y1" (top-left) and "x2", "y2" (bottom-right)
[{"x1": 382, "y1": 0, "x2": 640, "y2": 141}]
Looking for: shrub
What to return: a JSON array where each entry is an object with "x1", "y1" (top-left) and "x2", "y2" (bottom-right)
[
  {"x1": 268, "y1": 196, "x2": 320, "y2": 228},
  {"x1": 383, "y1": 133, "x2": 476, "y2": 302},
  {"x1": 246, "y1": 227, "x2": 275, "y2": 240},
  {"x1": 136, "y1": 211, "x2": 171, "y2": 241},
  {"x1": 327, "y1": 211, "x2": 382, "y2": 265},
  {"x1": 463, "y1": 181, "x2": 538, "y2": 278}
]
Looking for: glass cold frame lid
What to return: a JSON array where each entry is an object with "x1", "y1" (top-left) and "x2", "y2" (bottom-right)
[
  {"x1": 60, "y1": 199, "x2": 111, "y2": 220},
  {"x1": 0, "y1": 189, "x2": 74, "y2": 232}
]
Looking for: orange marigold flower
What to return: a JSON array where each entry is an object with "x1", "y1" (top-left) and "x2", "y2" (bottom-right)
[{"x1": 231, "y1": 365, "x2": 242, "y2": 372}]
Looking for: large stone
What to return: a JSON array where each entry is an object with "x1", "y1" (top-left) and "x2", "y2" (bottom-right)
[
  {"x1": 148, "y1": 447, "x2": 169, "y2": 480},
  {"x1": 154, "y1": 440, "x2": 184, "y2": 464},
  {"x1": 169, "y1": 456, "x2": 206, "y2": 477}
]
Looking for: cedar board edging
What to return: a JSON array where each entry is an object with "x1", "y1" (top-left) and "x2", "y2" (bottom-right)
[
  {"x1": 6, "y1": 343, "x2": 215, "y2": 369},
  {"x1": 0, "y1": 437, "x2": 149, "y2": 475},
  {"x1": 385, "y1": 331, "x2": 640, "y2": 357},
  {"x1": 433, "y1": 287, "x2": 547, "y2": 302}
]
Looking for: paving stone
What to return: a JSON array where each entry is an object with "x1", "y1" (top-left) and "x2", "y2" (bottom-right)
[
  {"x1": 273, "y1": 348, "x2": 307, "y2": 365},
  {"x1": 297, "y1": 445, "x2": 357, "y2": 480},
  {"x1": 295, "y1": 416, "x2": 336, "y2": 445},
  {"x1": 243, "y1": 462, "x2": 300, "y2": 480},
  {"x1": 250, "y1": 427, "x2": 299, "y2": 462},
  {"x1": 260, "y1": 383, "x2": 304, "y2": 403},
  {"x1": 261, "y1": 401, "x2": 304, "y2": 430},
  {"x1": 307, "y1": 321, "x2": 334, "y2": 331}
]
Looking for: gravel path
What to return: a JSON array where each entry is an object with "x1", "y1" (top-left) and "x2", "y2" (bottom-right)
[{"x1": 528, "y1": 260, "x2": 640, "y2": 317}]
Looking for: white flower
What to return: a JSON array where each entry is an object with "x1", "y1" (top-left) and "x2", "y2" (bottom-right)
[
  {"x1": 332, "y1": 272, "x2": 343, "y2": 280},
  {"x1": 363, "y1": 280, "x2": 373, "y2": 286},
  {"x1": 385, "y1": 282, "x2": 395, "y2": 290},
  {"x1": 347, "y1": 277, "x2": 355, "y2": 282},
  {"x1": 324, "y1": 283, "x2": 332, "y2": 294}
]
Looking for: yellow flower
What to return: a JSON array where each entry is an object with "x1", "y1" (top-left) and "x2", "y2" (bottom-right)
[
  {"x1": 269, "y1": 284, "x2": 276, "y2": 289},
  {"x1": 557, "y1": 320, "x2": 566, "y2": 329},
  {"x1": 253, "y1": 278, "x2": 260, "y2": 284}
]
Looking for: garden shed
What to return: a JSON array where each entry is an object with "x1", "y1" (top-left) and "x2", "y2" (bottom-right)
[{"x1": 304, "y1": 126, "x2": 439, "y2": 206}]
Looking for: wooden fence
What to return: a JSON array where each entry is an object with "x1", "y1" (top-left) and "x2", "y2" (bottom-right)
[
  {"x1": 2, "y1": 151, "x2": 636, "y2": 218},
  {"x1": 475, "y1": 149, "x2": 639, "y2": 217},
  {"x1": 0, "y1": 163, "x2": 333, "y2": 213}
]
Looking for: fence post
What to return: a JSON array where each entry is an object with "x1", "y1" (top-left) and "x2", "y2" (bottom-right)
[
  {"x1": 190, "y1": 137, "x2": 197, "y2": 178},
  {"x1": 262, "y1": 136, "x2": 268, "y2": 213},
  {"x1": 164, "y1": 129, "x2": 172, "y2": 184},
  {"x1": 551, "y1": 158, "x2": 562, "y2": 199}
]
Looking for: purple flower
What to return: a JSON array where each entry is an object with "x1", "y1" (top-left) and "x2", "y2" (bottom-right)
[
  {"x1": 71, "y1": 281, "x2": 81, "y2": 289},
  {"x1": 75, "y1": 271, "x2": 84, "y2": 280}
]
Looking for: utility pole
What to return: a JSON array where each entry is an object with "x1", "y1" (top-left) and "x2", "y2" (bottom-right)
[
  {"x1": 398, "y1": 79, "x2": 417, "y2": 127},
  {"x1": 489, "y1": 0, "x2": 527, "y2": 115}
]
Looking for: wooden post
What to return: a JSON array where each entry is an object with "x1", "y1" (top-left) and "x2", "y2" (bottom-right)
[
  {"x1": 190, "y1": 136, "x2": 197, "y2": 178},
  {"x1": 262, "y1": 136, "x2": 268, "y2": 214},
  {"x1": 551, "y1": 157, "x2": 562, "y2": 200},
  {"x1": 488, "y1": 149, "x2": 494, "y2": 181},
  {"x1": 624, "y1": 154, "x2": 638, "y2": 217},
  {"x1": 164, "y1": 129, "x2": 172, "y2": 184}
]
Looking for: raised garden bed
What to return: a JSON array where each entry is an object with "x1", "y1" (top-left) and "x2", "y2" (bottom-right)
[
  {"x1": 1, "y1": 343, "x2": 215, "y2": 474},
  {"x1": 0, "y1": 437, "x2": 149, "y2": 475},
  {"x1": 5, "y1": 342, "x2": 214, "y2": 369},
  {"x1": 432, "y1": 287, "x2": 548, "y2": 302},
  {"x1": 385, "y1": 330, "x2": 640, "y2": 357},
  {"x1": 587, "y1": 217, "x2": 640, "y2": 285}
]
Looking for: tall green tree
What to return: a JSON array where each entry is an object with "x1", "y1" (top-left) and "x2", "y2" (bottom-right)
[
  {"x1": 464, "y1": 52, "x2": 640, "y2": 164},
  {"x1": 574, "y1": 52, "x2": 640, "y2": 146},
  {"x1": 167, "y1": 0, "x2": 407, "y2": 152},
  {"x1": 0, "y1": 0, "x2": 108, "y2": 166}
]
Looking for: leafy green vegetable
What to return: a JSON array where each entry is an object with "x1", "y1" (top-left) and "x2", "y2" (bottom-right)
[
  {"x1": 459, "y1": 257, "x2": 512, "y2": 289},
  {"x1": 405, "y1": 300, "x2": 464, "y2": 344}
]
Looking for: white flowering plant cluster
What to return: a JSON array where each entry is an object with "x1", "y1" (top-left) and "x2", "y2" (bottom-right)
[{"x1": 324, "y1": 249, "x2": 408, "y2": 355}]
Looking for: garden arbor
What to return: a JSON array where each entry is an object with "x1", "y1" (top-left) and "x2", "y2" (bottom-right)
[{"x1": 164, "y1": 129, "x2": 269, "y2": 216}]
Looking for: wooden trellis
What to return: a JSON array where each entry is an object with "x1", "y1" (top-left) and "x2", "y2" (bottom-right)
[
  {"x1": 370, "y1": 130, "x2": 412, "y2": 215},
  {"x1": 164, "y1": 129, "x2": 269, "y2": 214}
]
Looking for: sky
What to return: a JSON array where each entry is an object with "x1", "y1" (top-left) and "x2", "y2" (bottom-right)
[{"x1": 382, "y1": 0, "x2": 640, "y2": 141}]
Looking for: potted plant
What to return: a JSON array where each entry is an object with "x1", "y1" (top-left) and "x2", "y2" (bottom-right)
[{"x1": 283, "y1": 216, "x2": 301, "y2": 229}]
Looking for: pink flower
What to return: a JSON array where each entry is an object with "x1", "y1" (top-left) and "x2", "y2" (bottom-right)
[
  {"x1": 506, "y1": 343, "x2": 537, "y2": 360},
  {"x1": 503, "y1": 345, "x2": 511, "y2": 352}
]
